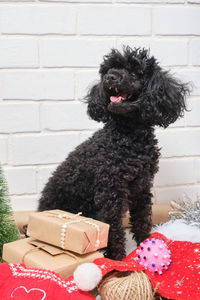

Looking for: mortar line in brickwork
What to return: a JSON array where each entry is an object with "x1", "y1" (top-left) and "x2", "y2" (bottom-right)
[
  {"x1": 153, "y1": 182, "x2": 200, "y2": 190},
  {"x1": 29, "y1": 2, "x2": 194, "y2": 6},
  {"x1": 188, "y1": 38, "x2": 196, "y2": 67},
  {"x1": 154, "y1": 182, "x2": 200, "y2": 190},
  {"x1": 75, "y1": 5, "x2": 80, "y2": 37},
  {"x1": 0, "y1": 33, "x2": 154, "y2": 38},
  {"x1": 39, "y1": 128, "x2": 99, "y2": 133},
  {"x1": 0, "y1": 64, "x2": 194, "y2": 71},
  {"x1": 154, "y1": 34, "x2": 200, "y2": 38},
  {"x1": 1, "y1": 34, "x2": 197, "y2": 42},
  {"x1": 37, "y1": 38, "x2": 42, "y2": 69},
  {"x1": 184, "y1": 124, "x2": 200, "y2": 129},
  {"x1": 156, "y1": 127, "x2": 200, "y2": 133},
  {"x1": 36, "y1": 165, "x2": 42, "y2": 195},
  {"x1": 151, "y1": 6, "x2": 154, "y2": 36},
  {"x1": 41, "y1": 65, "x2": 193, "y2": 69},
  {"x1": 154, "y1": 182, "x2": 198, "y2": 189},
  {"x1": 10, "y1": 130, "x2": 93, "y2": 136},
  {"x1": 0, "y1": 33, "x2": 77, "y2": 38},
  {"x1": 1, "y1": 99, "x2": 76, "y2": 102},
  {"x1": 74, "y1": 72, "x2": 78, "y2": 101},
  {"x1": 3, "y1": 130, "x2": 42, "y2": 136},
  {"x1": 0, "y1": 66, "x2": 40, "y2": 70},
  {"x1": 193, "y1": 158, "x2": 199, "y2": 184},
  {"x1": 9, "y1": 191, "x2": 39, "y2": 197},
  {"x1": 0, "y1": 2, "x2": 198, "y2": 6},
  {"x1": 159, "y1": 156, "x2": 200, "y2": 163},
  {"x1": 7, "y1": 134, "x2": 14, "y2": 166},
  {"x1": 39, "y1": 102, "x2": 43, "y2": 133}
]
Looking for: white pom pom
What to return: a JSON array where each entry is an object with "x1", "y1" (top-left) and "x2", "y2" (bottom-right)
[{"x1": 74, "y1": 263, "x2": 102, "y2": 291}]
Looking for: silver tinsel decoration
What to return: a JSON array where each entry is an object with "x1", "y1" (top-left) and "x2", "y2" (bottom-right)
[{"x1": 169, "y1": 194, "x2": 200, "y2": 229}]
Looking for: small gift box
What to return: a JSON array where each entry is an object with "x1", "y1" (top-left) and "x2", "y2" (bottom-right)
[
  {"x1": 27, "y1": 210, "x2": 110, "y2": 254},
  {"x1": 3, "y1": 237, "x2": 103, "y2": 279}
]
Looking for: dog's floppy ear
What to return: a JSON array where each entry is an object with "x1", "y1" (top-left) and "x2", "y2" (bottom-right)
[
  {"x1": 86, "y1": 83, "x2": 110, "y2": 123},
  {"x1": 140, "y1": 68, "x2": 189, "y2": 128}
]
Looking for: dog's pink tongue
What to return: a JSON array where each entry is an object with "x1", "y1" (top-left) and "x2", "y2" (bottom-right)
[{"x1": 110, "y1": 94, "x2": 127, "y2": 103}]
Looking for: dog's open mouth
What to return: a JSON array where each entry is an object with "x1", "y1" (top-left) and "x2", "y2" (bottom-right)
[
  {"x1": 107, "y1": 85, "x2": 141, "y2": 115},
  {"x1": 109, "y1": 88, "x2": 132, "y2": 103},
  {"x1": 110, "y1": 93, "x2": 127, "y2": 103}
]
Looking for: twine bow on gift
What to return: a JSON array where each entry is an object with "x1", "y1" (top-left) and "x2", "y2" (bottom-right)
[
  {"x1": 22, "y1": 243, "x2": 79, "y2": 266},
  {"x1": 22, "y1": 245, "x2": 42, "y2": 264},
  {"x1": 47, "y1": 211, "x2": 101, "y2": 251}
]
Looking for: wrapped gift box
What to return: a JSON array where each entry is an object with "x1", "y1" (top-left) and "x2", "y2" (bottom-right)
[
  {"x1": 3, "y1": 237, "x2": 103, "y2": 279},
  {"x1": 27, "y1": 210, "x2": 110, "y2": 254}
]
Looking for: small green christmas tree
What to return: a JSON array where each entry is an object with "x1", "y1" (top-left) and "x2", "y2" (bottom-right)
[{"x1": 0, "y1": 166, "x2": 19, "y2": 259}]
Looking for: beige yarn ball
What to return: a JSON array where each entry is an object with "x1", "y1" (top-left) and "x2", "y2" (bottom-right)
[{"x1": 98, "y1": 271, "x2": 154, "y2": 300}]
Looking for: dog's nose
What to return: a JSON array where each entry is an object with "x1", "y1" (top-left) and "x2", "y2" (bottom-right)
[
  {"x1": 105, "y1": 73, "x2": 120, "y2": 84},
  {"x1": 107, "y1": 74, "x2": 118, "y2": 81}
]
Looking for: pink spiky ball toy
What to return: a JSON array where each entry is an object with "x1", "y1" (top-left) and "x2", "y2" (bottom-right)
[{"x1": 135, "y1": 237, "x2": 172, "y2": 274}]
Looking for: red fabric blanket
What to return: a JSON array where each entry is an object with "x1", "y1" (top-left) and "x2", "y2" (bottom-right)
[{"x1": 0, "y1": 263, "x2": 95, "y2": 300}]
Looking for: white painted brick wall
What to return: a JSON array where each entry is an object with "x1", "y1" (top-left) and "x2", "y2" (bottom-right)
[
  {"x1": 76, "y1": 70, "x2": 99, "y2": 100},
  {"x1": 176, "y1": 69, "x2": 200, "y2": 95},
  {"x1": 156, "y1": 129, "x2": 200, "y2": 157},
  {"x1": 4, "y1": 167, "x2": 37, "y2": 195},
  {"x1": 118, "y1": 39, "x2": 188, "y2": 66},
  {"x1": 40, "y1": 39, "x2": 116, "y2": 67},
  {"x1": 42, "y1": 102, "x2": 100, "y2": 130},
  {"x1": 154, "y1": 158, "x2": 195, "y2": 186},
  {"x1": 0, "y1": 137, "x2": 8, "y2": 165},
  {"x1": 154, "y1": 7, "x2": 200, "y2": 35},
  {"x1": 78, "y1": 6, "x2": 151, "y2": 35},
  {"x1": 0, "y1": 103, "x2": 40, "y2": 133},
  {"x1": 0, "y1": 6, "x2": 77, "y2": 34},
  {"x1": 12, "y1": 133, "x2": 80, "y2": 166},
  {"x1": 0, "y1": 70, "x2": 75, "y2": 100},
  {"x1": 190, "y1": 40, "x2": 200, "y2": 65},
  {"x1": 197, "y1": 159, "x2": 200, "y2": 182},
  {"x1": 0, "y1": 0, "x2": 199, "y2": 211},
  {"x1": 0, "y1": 38, "x2": 38, "y2": 68},
  {"x1": 37, "y1": 165, "x2": 56, "y2": 194},
  {"x1": 186, "y1": 98, "x2": 200, "y2": 126}
]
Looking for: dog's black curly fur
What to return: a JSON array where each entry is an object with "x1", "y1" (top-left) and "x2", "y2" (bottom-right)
[{"x1": 38, "y1": 47, "x2": 189, "y2": 260}]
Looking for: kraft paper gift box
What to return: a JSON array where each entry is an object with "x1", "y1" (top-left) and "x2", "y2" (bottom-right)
[
  {"x1": 3, "y1": 237, "x2": 103, "y2": 279},
  {"x1": 27, "y1": 210, "x2": 110, "y2": 254}
]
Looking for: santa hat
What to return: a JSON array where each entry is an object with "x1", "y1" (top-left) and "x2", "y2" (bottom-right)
[
  {"x1": 74, "y1": 233, "x2": 170, "y2": 291},
  {"x1": 74, "y1": 232, "x2": 200, "y2": 300},
  {"x1": 74, "y1": 256, "x2": 143, "y2": 291}
]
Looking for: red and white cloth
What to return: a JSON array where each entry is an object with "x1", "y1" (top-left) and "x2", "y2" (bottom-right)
[
  {"x1": 76, "y1": 232, "x2": 200, "y2": 300},
  {"x1": 0, "y1": 263, "x2": 95, "y2": 300}
]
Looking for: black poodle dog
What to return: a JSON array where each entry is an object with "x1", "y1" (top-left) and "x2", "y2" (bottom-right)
[{"x1": 38, "y1": 47, "x2": 189, "y2": 260}]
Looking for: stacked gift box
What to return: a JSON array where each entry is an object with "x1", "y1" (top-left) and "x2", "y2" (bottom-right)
[{"x1": 3, "y1": 210, "x2": 110, "y2": 279}]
